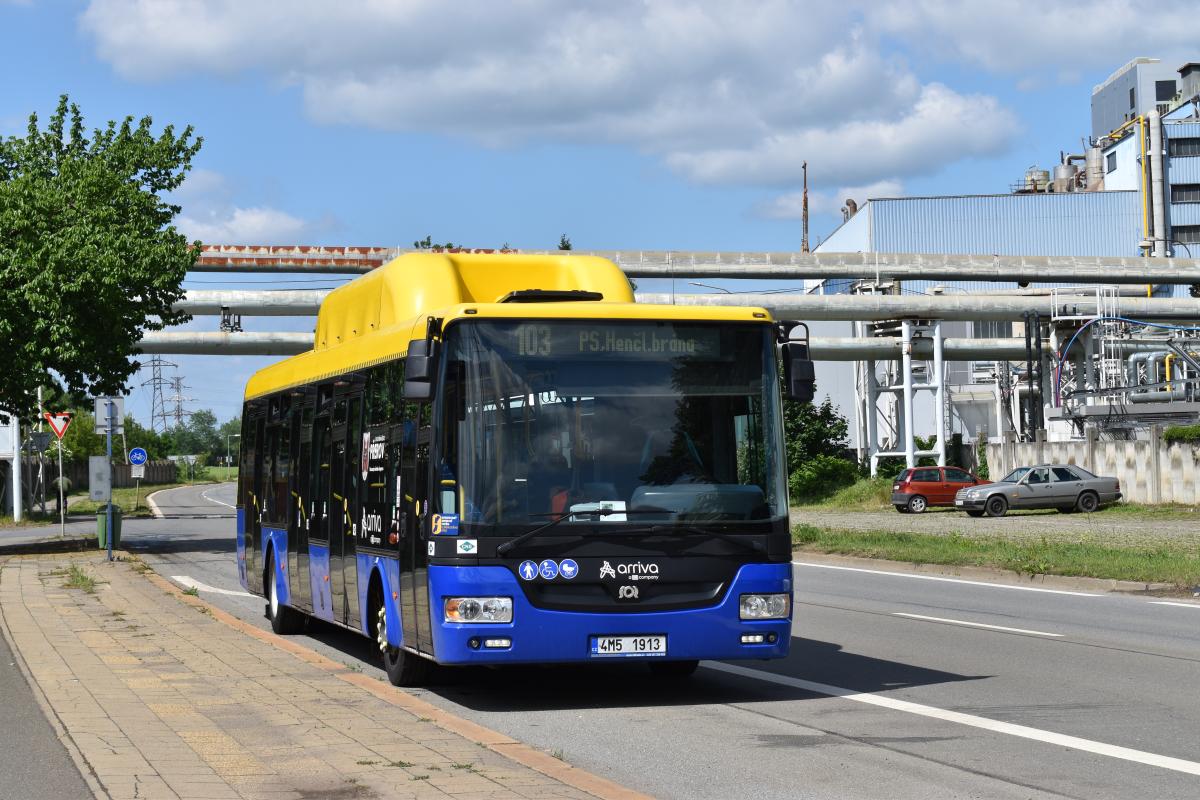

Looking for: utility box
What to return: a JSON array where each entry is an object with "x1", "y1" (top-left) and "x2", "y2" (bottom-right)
[
  {"x1": 97, "y1": 504, "x2": 122, "y2": 549},
  {"x1": 89, "y1": 456, "x2": 111, "y2": 502}
]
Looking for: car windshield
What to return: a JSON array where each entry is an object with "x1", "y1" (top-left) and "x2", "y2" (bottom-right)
[
  {"x1": 435, "y1": 319, "x2": 787, "y2": 528},
  {"x1": 1000, "y1": 467, "x2": 1031, "y2": 482}
]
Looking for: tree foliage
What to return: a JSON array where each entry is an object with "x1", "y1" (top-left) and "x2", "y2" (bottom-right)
[
  {"x1": 558, "y1": 233, "x2": 572, "y2": 251},
  {"x1": 781, "y1": 393, "x2": 850, "y2": 476},
  {"x1": 0, "y1": 96, "x2": 202, "y2": 417}
]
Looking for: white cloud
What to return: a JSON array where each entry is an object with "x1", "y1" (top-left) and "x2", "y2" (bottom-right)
[
  {"x1": 762, "y1": 180, "x2": 904, "y2": 220},
  {"x1": 170, "y1": 168, "x2": 318, "y2": 244},
  {"x1": 871, "y1": 1, "x2": 1198, "y2": 74},
  {"x1": 178, "y1": 206, "x2": 309, "y2": 244},
  {"x1": 669, "y1": 84, "x2": 1018, "y2": 186},
  {"x1": 78, "y1": 1, "x2": 1023, "y2": 193}
]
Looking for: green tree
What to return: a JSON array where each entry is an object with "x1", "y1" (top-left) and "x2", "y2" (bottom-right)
[
  {"x1": 413, "y1": 234, "x2": 456, "y2": 250},
  {"x1": 558, "y1": 234, "x2": 572, "y2": 251},
  {"x1": 781, "y1": 393, "x2": 850, "y2": 476},
  {"x1": 167, "y1": 409, "x2": 221, "y2": 460},
  {"x1": 0, "y1": 96, "x2": 202, "y2": 417}
]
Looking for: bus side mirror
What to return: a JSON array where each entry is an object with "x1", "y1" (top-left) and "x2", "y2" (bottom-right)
[
  {"x1": 782, "y1": 341, "x2": 815, "y2": 403},
  {"x1": 403, "y1": 338, "x2": 440, "y2": 401}
]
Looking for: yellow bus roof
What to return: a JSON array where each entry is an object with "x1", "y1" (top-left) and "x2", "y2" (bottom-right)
[{"x1": 245, "y1": 252, "x2": 772, "y2": 400}]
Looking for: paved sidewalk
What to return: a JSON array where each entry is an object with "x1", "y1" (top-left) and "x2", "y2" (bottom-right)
[{"x1": 0, "y1": 552, "x2": 644, "y2": 800}]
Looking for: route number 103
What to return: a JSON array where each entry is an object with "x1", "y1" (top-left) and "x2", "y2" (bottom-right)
[{"x1": 517, "y1": 324, "x2": 552, "y2": 356}]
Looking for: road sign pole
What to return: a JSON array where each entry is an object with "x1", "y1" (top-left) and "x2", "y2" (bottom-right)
[
  {"x1": 57, "y1": 438, "x2": 65, "y2": 537},
  {"x1": 11, "y1": 414, "x2": 21, "y2": 523},
  {"x1": 106, "y1": 400, "x2": 114, "y2": 562}
]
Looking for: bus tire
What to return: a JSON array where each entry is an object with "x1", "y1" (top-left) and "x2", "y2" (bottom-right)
[
  {"x1": 265, "y1": 547, "x2": 305, "y2": 635},
  {"x1": 372, "y1": 584, "x2": 431, "y2": 687},
  {"x1": 648, "y1": 659, "x2": 699, "y2": 678}
]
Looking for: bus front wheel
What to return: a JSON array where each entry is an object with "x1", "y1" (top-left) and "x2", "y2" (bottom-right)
[{"x1": 373, "y1": 589, "x2": 431, "y2": 687}]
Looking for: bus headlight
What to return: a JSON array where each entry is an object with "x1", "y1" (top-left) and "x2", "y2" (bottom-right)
[
  {"x1": 739, "y1": 593, "x2": 790, "y2": 620},
  {"x1": 444, "y1": 597, "x2": 513, "y2": 623}
]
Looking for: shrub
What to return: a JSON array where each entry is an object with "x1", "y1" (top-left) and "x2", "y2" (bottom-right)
[
  {"x1": 1163, "y1": 424, "x2": 1200, "y2": 445},
  {"x1": 788, "y1": 455, "x2": 860, "y2": 503}
]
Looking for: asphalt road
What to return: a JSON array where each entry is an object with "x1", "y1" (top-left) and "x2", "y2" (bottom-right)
[{"x1": 131, "y1": 483, "x2": 1200, "y2": 800}]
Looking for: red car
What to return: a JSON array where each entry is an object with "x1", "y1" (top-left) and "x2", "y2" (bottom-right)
[{"x1": 892, "y1": 466, "x2": 988, "y2": 513}]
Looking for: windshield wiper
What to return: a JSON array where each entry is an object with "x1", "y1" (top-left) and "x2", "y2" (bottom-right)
[
  {"x1": 495, "y1": 507, "x2": 644, "y2": 556},
  {"x1": 622, "y1": 524, "x2": 766, "y2": 554}
]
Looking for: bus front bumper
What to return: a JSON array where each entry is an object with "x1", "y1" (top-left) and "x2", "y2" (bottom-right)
[{"x1": 426, "y1": 562, "x2": 793, "y2": 665}]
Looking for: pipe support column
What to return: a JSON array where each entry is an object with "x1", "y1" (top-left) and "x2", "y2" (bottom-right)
[
  {"x1": 933, "y1": 322, "x2": 946, "y2": 466},
  {"x1": 901, "y1": 320, "x2": 916, "y2": 469}
]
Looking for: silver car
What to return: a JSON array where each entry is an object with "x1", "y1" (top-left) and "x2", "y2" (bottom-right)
[{"x1": 954, "y1": 464, "x2": 1122, "y2": 518}]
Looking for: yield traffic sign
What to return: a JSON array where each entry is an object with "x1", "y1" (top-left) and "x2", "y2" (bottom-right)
[{"x1": 44, "y1": 412, "x2": 72, "y2": 439}]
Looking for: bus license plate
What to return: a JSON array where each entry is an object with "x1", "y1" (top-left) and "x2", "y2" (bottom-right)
[{"x1": 590, "y1": 635, "x2": 667, "y2": 658}]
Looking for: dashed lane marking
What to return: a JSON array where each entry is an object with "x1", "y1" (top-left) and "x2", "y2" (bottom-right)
[
  {"x1": 706, "y1": 662, "x2": 1200, "y2": 777},
  {"x1": 892, "y1": 612, "x2": 1063, "y2": 637}
]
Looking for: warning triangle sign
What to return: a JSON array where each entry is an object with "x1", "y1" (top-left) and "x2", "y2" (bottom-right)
[{"x1": 44, "y1": 412, "x2": 72, "y2": 439}]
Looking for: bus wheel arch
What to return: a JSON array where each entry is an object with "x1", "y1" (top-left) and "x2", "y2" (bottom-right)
[
  {"x1": 369, "y1": 574, "x2": 431, "y2": 687},
  {"x1": 265, "y1": 543, "x2": 305, "y2": 635}
]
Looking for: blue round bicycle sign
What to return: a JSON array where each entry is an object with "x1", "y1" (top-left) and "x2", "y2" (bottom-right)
[{"x1": 128, "y1": 447, "x2": 148, "y2": 465}]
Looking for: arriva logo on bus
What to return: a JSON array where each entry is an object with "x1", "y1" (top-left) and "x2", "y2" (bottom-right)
[{"x1": 599, "y1": 560, "x2": 659, "y2": 579}]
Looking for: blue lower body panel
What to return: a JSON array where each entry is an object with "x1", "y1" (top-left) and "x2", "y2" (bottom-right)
[
  {"x1": 308, "y1": 544, "x2": 333, "y2": 622},
  {"x1": 236, "y1": 509, "x2": 247, "y2": 590},
  {"x1": 427, "y1": 562, "x2": 792, "y2": 665}
]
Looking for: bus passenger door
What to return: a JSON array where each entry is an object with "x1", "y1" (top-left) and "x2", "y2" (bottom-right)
[
  {"x1": 309, "y1": 412, "x2": 332, "y2": 618},
  {"x1": 328, "y1": 396, "x2": 349, "y2": 625},
  {"x1": 291, "y1": 394, "x2": 314, "y2": 611},
  {"x1": 241, "y1": 405, "x2": 265, "y2": 594},
  {"x1": 342, "y1": 394, "x2": 363, "y2": 628},
  {"x1": 398, "y1": 403, "x2": 431, "y2": 651}
]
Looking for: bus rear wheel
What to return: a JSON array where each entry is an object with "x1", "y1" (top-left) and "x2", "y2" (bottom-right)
[
  {"x1": 373, "y1": 590, "x2": 432, "y2": 687},
  {"x1": 648, "y1": 659, "x2": 699, "y2": 678}
]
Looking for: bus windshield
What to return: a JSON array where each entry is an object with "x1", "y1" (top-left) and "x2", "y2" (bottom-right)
[{"x1": 436, "y1": 320, "x2": 786, "y2": 528}]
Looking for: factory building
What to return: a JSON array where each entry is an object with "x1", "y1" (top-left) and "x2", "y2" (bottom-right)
[{"x1": 814, "y1": 58, "x2": 1200, "y2": 471}]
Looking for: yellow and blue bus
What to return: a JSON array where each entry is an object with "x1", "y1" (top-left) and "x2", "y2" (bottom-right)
[{"x1": 237, "y1": 252, "x2": 813, "y2": 685}]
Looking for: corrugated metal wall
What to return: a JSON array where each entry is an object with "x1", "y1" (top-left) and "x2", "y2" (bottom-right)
[
  {"x1": 1163, "y1": 121, "x2": 1200, "y2": 139},
  {"x1": 1168, "y1": 158, "x2": 1200, "y2": 183},
  {"x1": 869, "y1": 192, "x2": 1141, "y2": 257}
]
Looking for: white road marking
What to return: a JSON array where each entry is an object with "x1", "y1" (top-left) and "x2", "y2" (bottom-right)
[
  {"x1": 792, "y1": 561, "x2": 1102, "y2": 597},
  {"x1": 200, "y1": 488, "x2": 236, "y2": 509},
  {"x1": 1150, "y1": 601, "x2": 1200, "y2": 609},
  {"x1": 171, "y1": 575, "x2": 254, "y2": 598},
  {"x1": 892, "y1": 612, "x2": 1063, "y2": 638},
  {"x1": 706, "y1": 662, "x2": 1200, "y2": 777}
]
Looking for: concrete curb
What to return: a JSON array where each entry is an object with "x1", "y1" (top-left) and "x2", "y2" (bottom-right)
[
  {"x1": 0, "y1": 556, "x2": 112, "y2": 799},
  {"x1": 792, "y1": 549, "x2": 1180, "y2": 594},
  {"x1": 139, "y1": 567, "x2": 651, "y2": 800},
  {"x1": 0, "y1": 535, "x2": 96, "y2": 557},
  {"x1": 144, "y1": 489, "x2": 165, "y2": 519}
]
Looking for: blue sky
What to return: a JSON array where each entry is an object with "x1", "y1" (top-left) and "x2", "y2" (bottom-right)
[{"x1": 4, "y1": 0, "x2": 1197, "y2": 426}]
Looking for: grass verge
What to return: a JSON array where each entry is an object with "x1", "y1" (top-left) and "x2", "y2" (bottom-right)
[
  {"x1": 796, "y1": 477, "x2": 893, "y2": 512},
  {"x1": 792, "y1": 524, "x2": 1200, "y2": 587},
  {"x1": 68, "y1": 481, "x2": 220, "y2": 517}
]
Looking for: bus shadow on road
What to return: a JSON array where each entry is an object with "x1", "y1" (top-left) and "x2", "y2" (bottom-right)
[{"x1": 418, "y1": 637, "x2": 988, "y2": 713}]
